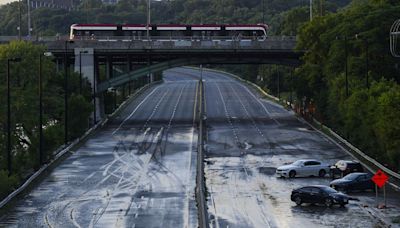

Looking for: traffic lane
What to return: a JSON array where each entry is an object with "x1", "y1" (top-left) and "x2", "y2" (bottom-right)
[
  {"x1": 204, "y1": 80, "x2": 390, "y2": 227},
  {"x1": 205, "y1": 125, "x2": 383, "y2": 228},
  {"x1": 0, "y1": 80, "x2": 199, "y2": 227}
]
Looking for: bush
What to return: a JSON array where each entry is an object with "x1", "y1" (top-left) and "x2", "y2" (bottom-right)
[{"x1": 0, "y1": 170, "x2": 19, "y2": 200}]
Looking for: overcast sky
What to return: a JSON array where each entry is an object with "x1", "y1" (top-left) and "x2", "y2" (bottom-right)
[{"x1": 0, "y1": 0, "x2": 17, "y2": 6}]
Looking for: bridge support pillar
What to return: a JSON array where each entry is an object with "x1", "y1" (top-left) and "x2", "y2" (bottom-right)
[{"x1": 74, "y1": 48, "x2": 104, "y2": 123}]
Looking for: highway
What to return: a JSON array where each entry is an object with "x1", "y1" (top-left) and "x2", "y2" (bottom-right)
[
  {"x1": 0, "y1": 72, "x2": 199, "y2": 227},
  {"x1": 0, "y1": 67, "x2": 399, "y2": 228}
]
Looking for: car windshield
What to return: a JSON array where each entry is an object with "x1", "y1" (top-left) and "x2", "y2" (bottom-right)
[
  {"x1": 292, "y1": 160, "x2": 303, "y2": 166},
  {"x1": 343, "y1": 173, "x2": 360, "y2": 180}
]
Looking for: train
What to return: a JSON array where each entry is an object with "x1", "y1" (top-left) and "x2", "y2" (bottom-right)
[{"x1": 69, "y1": 24, "x2": 268, "y2": 41}]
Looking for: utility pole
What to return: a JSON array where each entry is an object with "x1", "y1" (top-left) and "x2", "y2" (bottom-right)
[
  {"x1": 262, "y1": 0, "x2": 265, "y2": 24},
  {"x1": 64, "y1": 41, "x2": 74, "y2": 144},
  {"x1": 146, "y1": 0, "x2": 151, "y2": 41},
  {"x1": 365, "y1": 39, "x2": 369, "y2": 89},
  {"x1": 27, "y1": 0, "x2": 31, "y2": 37},
  {"x1": 7, "y1": 58, "x2": 21, "y2": 176},
  {"x1": 39, "y1": 54, "x2": 43, "y2": 165},
  {"x1": 345, "y1": 36, "x2": 349, "y2": 97},
  {"x1": 310, "y1": 0, "x2": 313, "y2": 21},
  {"x1": 18, "y1": 0, "x2": 21, "y2": 40}
]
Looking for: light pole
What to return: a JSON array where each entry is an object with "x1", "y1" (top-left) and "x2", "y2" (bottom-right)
[
  {"x1": 39, "y1": 54, "x2": 43, "y2": 166},
  {"x1": 290, "y1": 67, "x2": 294, "y2": 105},
  {"x1": 79, "y1": 50, "x2": 89, "y2": 94},
  {"x1": 38, "y1": 52, "x2": 53, "y2": 166},
  {"x1": 337, "y1": 36, "x2": 349, "y2": 97},
  {"x1": 344, "y1": 36, "x2": 349, "y2": 97},
  {"x1": 64, "y1": 40, "x2": 74, "y2": 144},
  {"x1": 262, "y1": 0, "x2": 265, "y2": 24},
  {"x1": 356, "y1": 34, "x2": 370, "y2": 89},
  {"x1": 27, "y1": 0, "x2": 31, "y2": 37},
  {"x1": 146, "y1": 0, "x2": 151, "y2": 41},
  {"x1": 93, "y1": 60, "x2": 97, "y2": 124},
  {"x1": 7, "y1": 57, "x2": 21, "y2": 176},
  {"x1": 18, "y1": 0, "x2": 21, "y2": 40}
]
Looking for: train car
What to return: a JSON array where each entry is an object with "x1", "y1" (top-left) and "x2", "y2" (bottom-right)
[{"x1": 69, "y1": 24, "x2": 268, "y2": 41}]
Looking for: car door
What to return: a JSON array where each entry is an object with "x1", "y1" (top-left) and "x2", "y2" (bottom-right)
[
  {"x1": 300, "y1": 187, "x2": 313, "y2": 203},
  {"x1": 352, "y1": 175, "x2": 366, "y2": 190},
  {"x1": 310, "y1": 161, "x2": 322, "y2": 176},
  {"x1": 302, "y1": 161, "x2": 313, "y2": 176},
  {"x1": 310, "y1": 187, "x2": 324, "y2": 204}
]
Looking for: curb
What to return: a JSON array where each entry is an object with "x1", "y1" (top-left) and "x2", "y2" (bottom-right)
[{"x1": 0, "y1": 81, "x2": 161, "y2": 210}]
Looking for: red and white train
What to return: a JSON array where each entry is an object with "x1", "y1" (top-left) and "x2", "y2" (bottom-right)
[{"x1": 69, "y1": 24, "x2": 268, "y2": 41}]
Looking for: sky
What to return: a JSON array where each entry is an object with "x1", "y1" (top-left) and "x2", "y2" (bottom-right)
[{"x1": 0, "y1": 0, "x2": 17, "y2": 6}]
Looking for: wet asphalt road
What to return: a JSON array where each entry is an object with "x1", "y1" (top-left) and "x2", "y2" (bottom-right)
[
  {"x1": 175, "y1": 67, "x2": 399, "y2": 228},
  {"x1": 0, "y1": 72, "x2": 199, "y2": 227},
  {"x1": 1, "y1": 67, "x2": 399, "y2": 228}
]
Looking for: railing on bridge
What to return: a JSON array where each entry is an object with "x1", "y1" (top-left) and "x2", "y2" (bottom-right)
[{"x1": 0, "y1": 35, "x2": 296, "y2": 44}]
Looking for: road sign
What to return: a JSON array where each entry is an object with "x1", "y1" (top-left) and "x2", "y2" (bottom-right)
[{"x1": 372, "y1": 169, "x2": 389, "y2": 188}]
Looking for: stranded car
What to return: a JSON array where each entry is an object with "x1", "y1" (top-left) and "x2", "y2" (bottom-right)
[
  {"x1": 291, "y1": 185, "x2": 352, "y2": 207},
  {"x1": 276, "y1": 159, "x2": 330, "y2": 178},
  {"x1": 330, "y1": 160, "x2": 364, "y2": 179},
  {"x1": 330, "y1": 172, "x2": 374, "y2": 192}
]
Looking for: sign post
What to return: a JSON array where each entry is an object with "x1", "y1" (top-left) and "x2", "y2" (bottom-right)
[{"x1": 371, "y1": 169, "x2": 389, "y2": 208}]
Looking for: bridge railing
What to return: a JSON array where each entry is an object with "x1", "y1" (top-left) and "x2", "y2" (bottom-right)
[{"x1": 0, "y1": 35, "x2": 296, "y2": 42}]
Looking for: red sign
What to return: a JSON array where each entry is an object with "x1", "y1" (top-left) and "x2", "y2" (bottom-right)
[{"x1": 372, "y1": 170, "x2": 389, "y2": 188}]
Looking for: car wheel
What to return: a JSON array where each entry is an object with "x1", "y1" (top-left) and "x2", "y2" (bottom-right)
[
  {"x1": 319, "y1": 169, "x2": 326, "y2": 177},
  {"x1": 289, "y1": 170, "x2": 296, "y2": 178},
  {"x1": 294, "y1": 196, "x2": 302, "y2": 205},
  {"x1": 325, "y1": 198, "x2": 333, "y2": 207}
]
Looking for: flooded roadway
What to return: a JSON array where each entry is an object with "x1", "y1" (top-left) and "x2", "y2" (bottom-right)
[
  {"x1": 171, "y1": 68, "x2": 400, "y2": 228},
  {"x1": 0, "y1": 73, "x2": 199, "y2": 227},
  {"x1": 0, "y1": 67, "x2": 399, "y2": 228}
]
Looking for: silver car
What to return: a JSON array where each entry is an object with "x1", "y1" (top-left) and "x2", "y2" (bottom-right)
[{"x1": 276, "y1": 159, "x2": 330, "y2": 178}]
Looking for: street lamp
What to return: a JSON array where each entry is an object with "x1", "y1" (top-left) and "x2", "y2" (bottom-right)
[
  {"x1": 355, "y1": 34, "x2": 369, "y2": 89},
  {"x1": 7, "y1": 57, "x2": 21, "y2": 176},
  {"x1": 79, "y1": 50, "x2": 89, "y2": 94},
  {"x1": 38, "y1": 52, "x2": 53, "y2": 166},
  {"x1": 336, "y1": 35, "x2": 349, "y2": 97},
  {"x1": 64, "y1": 40, "x2": 74, "y2": 144},
  {"x1": 146, "y1": 0, "x2": 151, "y2": 41}
]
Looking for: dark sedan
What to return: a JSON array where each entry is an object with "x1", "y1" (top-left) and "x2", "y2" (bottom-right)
[
  {"x1": 330, "y1": 172, "x2": 374, "y2": 192},
  {"x1": 291, "y1": 185, "x2": 352, "y2": 207}
]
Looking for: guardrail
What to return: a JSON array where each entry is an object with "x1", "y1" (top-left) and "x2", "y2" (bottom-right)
[{"x1": 196, "y1": 79, "x2": 209, "y2": 228}]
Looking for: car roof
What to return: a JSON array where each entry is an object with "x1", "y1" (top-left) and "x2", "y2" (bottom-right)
[
  {"x1": 346, "y1": 172, "x2": 369, "y2": 176},
  {"x1": 298, "y1": 185, "x2": 332, "y2": 190},
  {"x1": 337, "y1": 160, "x2": 360, "y2": 164},
  {"x1": 296, "y1": 159, "x2": 320, "y2": 162}
]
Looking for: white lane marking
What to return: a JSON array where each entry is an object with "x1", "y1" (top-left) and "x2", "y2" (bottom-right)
[
  {"x1": 167, "y1": 84, "x2": 186, "y2": 130},
  {"x1": 236, "y1": 82, "x2": 281, "y2": 125},
  {"x1": 112, "y1": 86, "x2": 161, "y2": 135},
  {"x1": 215, "y1": 82, "x2": 240, "y2": 146},
  {"x1": 142, "y1": 88, "x2": 171, "y2": 130}
]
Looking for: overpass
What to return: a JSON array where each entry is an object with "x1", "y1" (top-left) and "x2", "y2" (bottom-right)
[
  {"x1": 44, "y1": 37, "x2": 301, "y2": 89},
  {"x1": 2, "y1": 36, "x2": 303, "y2": 119}
]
